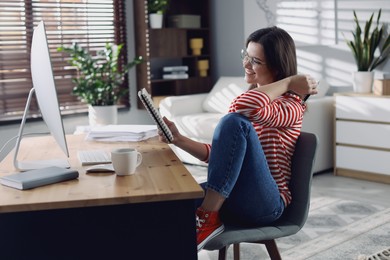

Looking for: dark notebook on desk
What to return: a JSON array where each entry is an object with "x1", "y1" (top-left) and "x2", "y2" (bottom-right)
[{"x1": 0, "y1": 166, "x2": 79, "y2": 190}]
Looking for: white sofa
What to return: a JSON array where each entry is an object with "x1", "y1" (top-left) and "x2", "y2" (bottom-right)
[{"x1": 159, "y1": 77, "x2": 334, "y2": 173}]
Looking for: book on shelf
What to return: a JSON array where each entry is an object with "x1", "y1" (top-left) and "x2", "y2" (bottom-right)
[
  {"x1": 163, "y1": 73, "x2": 189, "y2": 79},
  {"x1": 0, "y1": 166, "x2": 79, "y2": 190},
  {"x1": 162, "y1": 66, "x2": 188, "y2": 72}
]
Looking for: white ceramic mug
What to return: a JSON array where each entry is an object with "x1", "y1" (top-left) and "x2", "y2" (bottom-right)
[{"x1": 111, "y1": 148, "x2": 142, "y2": 176}]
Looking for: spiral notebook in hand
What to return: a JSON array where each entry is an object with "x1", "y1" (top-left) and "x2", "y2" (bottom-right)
[{"x1": 138, "y1": 88, "x2": 173, "y2": 143}]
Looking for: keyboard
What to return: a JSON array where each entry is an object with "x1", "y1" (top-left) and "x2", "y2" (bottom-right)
[{"x1": 77, "y1": 150, "x2": 111, "y2": 166}]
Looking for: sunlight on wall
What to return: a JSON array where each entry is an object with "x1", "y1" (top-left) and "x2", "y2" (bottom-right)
[
  {"x1": 279, "y1": 0, "x2": 390, "y2": 88},
  {"x1": 241, "y1": 0, "x2": 389, "y2": 88},
  {"x1": 297, "y1": 46, "x2": 357, "y2": 87},
  {"x1": 296, "y1": 49, "x2": 323, "y2": 80},
  {"x1": 276, "y1": 0, "x2": 336, "y2": 46},
  {"x1": 324, "y1": 54, "x2": 355, "y2": 85},
  {"x1": 336, "y1": 5, "x2": 390, "y2": 45}
]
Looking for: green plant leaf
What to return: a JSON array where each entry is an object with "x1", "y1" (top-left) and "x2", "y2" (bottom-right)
[
  {"x1": 346, "y1": 9, "x2": 389, "y2": 71},
  {"x1": 58, "y1": 42, "x2": 143, "y2": 106},
  {"x1": 148, "y1": 0, "x2": 169, "y2": 14}
]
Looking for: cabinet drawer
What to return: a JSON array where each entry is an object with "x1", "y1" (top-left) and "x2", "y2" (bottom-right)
[
  {"x1": 335, "y1": 96, "x2": 390, "y2": 123},
  {"x1": 336, "y1": 146, "x2": 390, "y2": 176},
  {"x1": 336, "y1": 121, "x2": 390, "y2": 149}
]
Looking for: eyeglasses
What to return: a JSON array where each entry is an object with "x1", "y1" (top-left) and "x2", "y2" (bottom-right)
[{"x1": 241, "y1": 49, "x2": 265, "y2": 66}]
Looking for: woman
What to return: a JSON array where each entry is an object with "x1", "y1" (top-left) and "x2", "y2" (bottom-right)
[{"x1": 158, "y1": 26, "x2": 318, "y2": 251}]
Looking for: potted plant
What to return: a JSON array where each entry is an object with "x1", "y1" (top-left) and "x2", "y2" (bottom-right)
[
  {"x1": 58, "y1": 42, "x2": 143, "y2": 126},
  {"x1": 148, "y1": 0, "x2": 169, "y2": 28},
  {"x1": 344, "y1": 9, "x2": 390, "y2": 93}
]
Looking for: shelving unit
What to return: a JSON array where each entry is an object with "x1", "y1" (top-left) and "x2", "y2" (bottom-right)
[{"x1": 134, "y1": 0, "x2": 213, "y2": 108}]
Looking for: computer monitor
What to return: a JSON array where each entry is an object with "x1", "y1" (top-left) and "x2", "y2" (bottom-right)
[{"x1": 13, "y1": 20, "x2": 70, "y2": 171}]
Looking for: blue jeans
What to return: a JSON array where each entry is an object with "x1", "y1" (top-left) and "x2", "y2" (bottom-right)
[{"x1": 200, "y1": 113, "x2": 284, "y2": 227}]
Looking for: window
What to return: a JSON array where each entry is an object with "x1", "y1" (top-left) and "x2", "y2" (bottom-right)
[{"x1": 0, "y1": 0, "x2": 128, "y2": 122}]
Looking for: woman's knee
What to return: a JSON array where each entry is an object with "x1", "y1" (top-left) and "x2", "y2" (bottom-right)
[
  {"x1": 212, "y1": 112, "x2": 257, "y2": 153},
  {"x1": 218, "y1": 113, "x2": 250, "y2": 130}
]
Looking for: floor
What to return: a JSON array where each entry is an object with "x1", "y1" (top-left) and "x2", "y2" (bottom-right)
[{"x1": 310, "y1": 170, "x2": 390, "y2": 208}]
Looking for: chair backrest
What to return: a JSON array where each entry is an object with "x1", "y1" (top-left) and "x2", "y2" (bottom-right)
[{"x1": 277, "y1": 132, "x2": 318, "y2": 227}]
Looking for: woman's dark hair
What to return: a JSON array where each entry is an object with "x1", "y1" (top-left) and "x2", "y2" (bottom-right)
[{"x1": 246, "y1": 26, "x2": 297, "y2": 82}]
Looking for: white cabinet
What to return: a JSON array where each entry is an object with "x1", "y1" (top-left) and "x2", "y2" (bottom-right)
[{"x1": 334, "y1": 93, "x2": 390, "y2": 184}]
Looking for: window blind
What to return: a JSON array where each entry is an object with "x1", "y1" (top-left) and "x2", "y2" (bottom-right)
[{"x1": 0, "y1": 0, "x2": 128, "y2": 122}]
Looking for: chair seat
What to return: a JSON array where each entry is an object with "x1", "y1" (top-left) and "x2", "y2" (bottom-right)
[{"x1": 203, "y1": 222, "x2": 301, "y2": 250}]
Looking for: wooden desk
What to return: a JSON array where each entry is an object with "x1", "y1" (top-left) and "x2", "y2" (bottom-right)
[{"x1": 0, "y1": 134, "x2": 204, "y2": 259}]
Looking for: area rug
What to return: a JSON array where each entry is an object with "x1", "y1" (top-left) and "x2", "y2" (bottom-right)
[
  {"x1": 358, "y1": 247, "x2": 390, "y2": 260},
  {"x1": 198, "y1": 196, "x2": 390, "y2": 260}
]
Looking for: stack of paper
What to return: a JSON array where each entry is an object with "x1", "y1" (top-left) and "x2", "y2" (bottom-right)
[{"x1": 86, "y1": 125, "x2": 158, "y2": 142}]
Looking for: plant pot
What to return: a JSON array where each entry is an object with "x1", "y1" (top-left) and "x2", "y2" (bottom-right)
[
  {"x1": 352, "y1": 71, "x2": 374, "y2": 93},
  {"x1": 149, "y1": 13, "x2": 163, "y2": 28},
  {"x1": 88, "y1": 105, "x2": 118, "y2": 127}
]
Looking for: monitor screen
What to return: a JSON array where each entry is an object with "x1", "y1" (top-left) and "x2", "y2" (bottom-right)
[{"x1": 13, "y1": 21, "x2": 70, "y2": 171}]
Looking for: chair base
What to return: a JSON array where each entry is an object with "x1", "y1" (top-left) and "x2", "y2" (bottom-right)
[{"x1": 218, "y1": 239, "x2": 281, "y2": 260}]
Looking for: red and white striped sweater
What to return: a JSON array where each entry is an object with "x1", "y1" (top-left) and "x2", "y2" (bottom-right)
[{"x1": 203, "y1": 89, "x2": 306, "y2": 206}]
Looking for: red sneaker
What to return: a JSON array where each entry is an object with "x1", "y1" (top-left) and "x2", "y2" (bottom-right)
[{"x1": 196, "y1": 208, "x2": 225, "y2": 251}]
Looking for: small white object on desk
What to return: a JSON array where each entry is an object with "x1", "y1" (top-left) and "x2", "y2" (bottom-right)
[
  {"x1": 111, "y1": 148, "x2": 143, "y2": 176},
  {"x1": 78, "y1": 150, "x2": 111, "y2": 166},
  {"x1": 86, "y1": 164, "x2": 115, "y2": 173}
]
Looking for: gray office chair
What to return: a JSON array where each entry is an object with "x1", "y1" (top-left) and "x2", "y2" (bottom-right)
[{"x1": 203, "y1": 132, "x2": 318, "y2": 260}]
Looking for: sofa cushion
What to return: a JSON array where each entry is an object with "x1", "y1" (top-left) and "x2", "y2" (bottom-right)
[
  {"x1": 174, "y1": 113, "x2": 225, "y2": 142},
  {"x1": 202, "y1": 77, "x2": 248, "y2": 114}
]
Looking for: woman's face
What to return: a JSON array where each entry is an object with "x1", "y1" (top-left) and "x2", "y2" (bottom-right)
[{"x1": 243, "y1": 42, "x2": 275, "y2": 87}]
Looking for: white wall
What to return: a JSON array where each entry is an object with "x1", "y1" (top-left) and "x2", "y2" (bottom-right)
[{"x1": 210, "y1": 0, "x2": 245, "y2": 78}]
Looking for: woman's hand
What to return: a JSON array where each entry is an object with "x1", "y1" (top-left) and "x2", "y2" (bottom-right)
[
  {"x1": 288, "y1": 74, "x2": 319, "y2": 97},
  {"x1": 158, "y1": 117, "x2": 181, "y2": 144},
  {"x1": 250, "y1": 74, "x2": 319, "y2": 101},
  {"x1": 158, "y1": 116, "x2": 210, "y2": 162}
]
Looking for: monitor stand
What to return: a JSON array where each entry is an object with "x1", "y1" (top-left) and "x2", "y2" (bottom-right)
[{"x1": 13, "y1": 88, "x2": 70, "y2": 171}]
